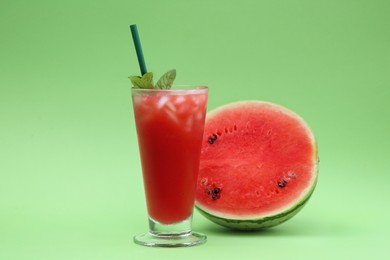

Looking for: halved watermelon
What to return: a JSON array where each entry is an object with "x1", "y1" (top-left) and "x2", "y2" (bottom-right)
[{"x1": 195, "y1": 101, "x2": 318, "y2": 230}]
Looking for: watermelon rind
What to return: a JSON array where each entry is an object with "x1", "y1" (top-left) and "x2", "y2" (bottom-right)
[{"x1": 196, "y1": 172, "x2": 317, "y2": 230}]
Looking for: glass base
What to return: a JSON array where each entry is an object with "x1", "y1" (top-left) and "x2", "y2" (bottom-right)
[
  {"x1": 134, "y1": 231, "x2": 206, "y2": 247},
  {"x1": 133, "y1": 216, "x2": 207, "y2": 247}
]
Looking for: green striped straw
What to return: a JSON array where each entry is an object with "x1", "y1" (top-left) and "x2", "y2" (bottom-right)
[{"x1": 130, "y1": 24, "x2": 148, "y2": 75}]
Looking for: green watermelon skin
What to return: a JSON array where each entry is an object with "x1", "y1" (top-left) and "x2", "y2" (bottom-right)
[
  {"x1": 197, "y1": 177, "x2": 317, "y2": 230},
  {"x1": 195, "y1": 101, "x2": 318, "y2": 230}
]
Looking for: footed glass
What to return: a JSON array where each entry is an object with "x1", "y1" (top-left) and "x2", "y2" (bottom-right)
[{"x1": 131, "y1": 86, "x2": 208, "y2": 247}]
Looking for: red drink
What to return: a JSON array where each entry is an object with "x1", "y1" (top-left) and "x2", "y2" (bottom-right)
[{"x1": 132, "y1": 87, "x2": 208, "y2": 225}]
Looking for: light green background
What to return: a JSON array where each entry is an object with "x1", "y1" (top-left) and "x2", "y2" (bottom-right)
[{"x1": 1, "y1": 0, "x2": 389, "y2": 259}]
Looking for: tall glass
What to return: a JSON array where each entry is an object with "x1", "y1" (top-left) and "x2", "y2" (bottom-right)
[{"x1": 131, "y1": 86, "x2": 208, "y2": 247}]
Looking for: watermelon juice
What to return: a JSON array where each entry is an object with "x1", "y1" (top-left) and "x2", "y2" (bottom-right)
[{"x1": 132, "y1": 87, "x2": 208, "y2": 225}]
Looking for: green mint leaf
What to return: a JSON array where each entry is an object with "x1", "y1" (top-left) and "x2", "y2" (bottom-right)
[
  {"x1": 129, "y1": 72, "x2": 154, "y2": 89},
  {"x1": 155, "y1": 69, "x2": 176, "y2": 89}
]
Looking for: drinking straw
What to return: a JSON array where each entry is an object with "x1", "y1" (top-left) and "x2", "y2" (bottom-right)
[{"x1": 130, "y1": 24, "x2": 148, "y2": 75}]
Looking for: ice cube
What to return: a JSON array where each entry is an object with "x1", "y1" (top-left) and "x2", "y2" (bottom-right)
[
  {"x1": 175, "y1": 96, "x2": 185, "y2": 104},
  {"x1": 156, "y1": 96, "x2": 169, "y2": 109},
  {"x1": 165, "y1": 109, "x2": 180, "y2": 124},
  {"x1": 166, "y1": 101, "x2": 176, "y2": 112},
  {"x1": 191, "y1": 94, "x2": 203, "y2": 106}
]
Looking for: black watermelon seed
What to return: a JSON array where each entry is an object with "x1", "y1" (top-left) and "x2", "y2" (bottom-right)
[
  {"x1": 212, "y1": 188, "x2": 220, "y2": 194},
  {"x1": 208, "y1": 134, "x2": 218, "y2": 144},
  {"x1": 211, "y1": 194, "x2": 219, "y2": 200},
  {"x1": 278, "y1": 180, "x2": 287, "y2": 188}
]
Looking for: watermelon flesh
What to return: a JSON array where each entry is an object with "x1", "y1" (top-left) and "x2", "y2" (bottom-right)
[{"x1": 195, "y1": 101, "x2": 318, "y2": 230}]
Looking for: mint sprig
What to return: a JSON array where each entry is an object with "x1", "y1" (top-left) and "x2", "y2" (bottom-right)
[
  {"x1": 155, "y1": 69, "x2": 176, "y2": 89},
  {"x1": 129, "y1": 72, "x2": 154, "y2": 89},
  {"x1": 129, "y1": 69, "x2": 176, "y2": 89}
]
